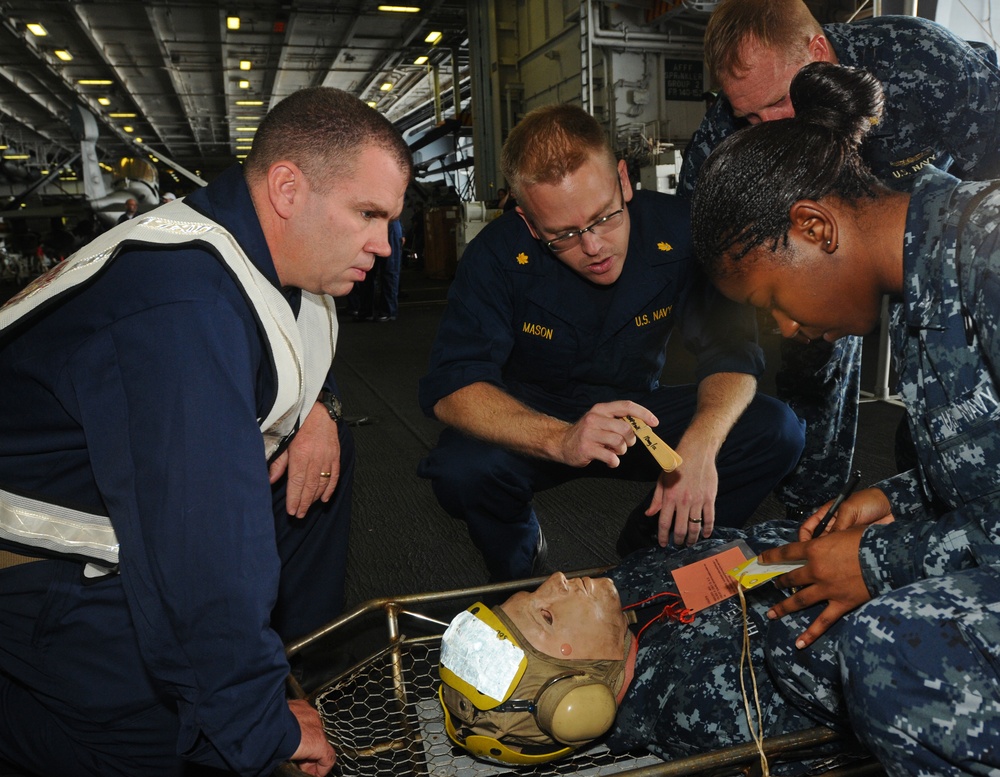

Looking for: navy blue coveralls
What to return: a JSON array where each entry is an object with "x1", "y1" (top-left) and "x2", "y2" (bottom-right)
[
  {"x1": 418, "y1": 191, "x2": 804, "y2": 581},
  {"x1": 0, "y1": 167, "x2": 353, "y2": 776},
  {"x1": 679, "y1": 15, "x2": 1000, "y2": 513}
]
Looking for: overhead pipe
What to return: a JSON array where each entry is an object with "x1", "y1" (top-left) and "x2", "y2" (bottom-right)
[
  {"x1": 451, "y1": 47, "x2": 462, "y2": 118},
  {"x1": 584, "y1": 0, "x2": 706, "y2": 56},
  {"x1": 581, "y1": 0, "x2": 594, "y2": 111},
  {"x1": 432, "y1": 65, "x2": 443, "y2": 124}
]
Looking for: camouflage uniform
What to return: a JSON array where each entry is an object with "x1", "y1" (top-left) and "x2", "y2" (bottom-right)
[
  {"x1": 678, "y1": 15, "x2": 1000, "y2": 513},
  {"x1": 610, "y1": 168, "x2": 1000, "y2": 775},
  {"x1": 606, "y1": 524, "x2": 862, "y2": 774},
  {"x1": 766, "y1": 168, "x2": 1000, "y2": 776}
]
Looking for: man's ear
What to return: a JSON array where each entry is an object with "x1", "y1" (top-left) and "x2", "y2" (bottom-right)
[
  {"x1": 808, "y1": 34, "x2": 834, "y2": 64},
  {"x1": 267, "y1": 162, "x2": 301, "y2": 220},
  {"x1": 789, "y1": 200, "x2": 839, "y2": 254},
  {"x1": 515, "y1": 205, "x2": 541, "y2": 239},
  {"x1": 617, "y1": 159, "x2": 634, "y2": 203}
]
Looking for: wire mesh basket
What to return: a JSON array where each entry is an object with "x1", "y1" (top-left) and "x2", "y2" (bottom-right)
[{"x1": 287, "y1": 576, "x2": 884, "y2": 777}]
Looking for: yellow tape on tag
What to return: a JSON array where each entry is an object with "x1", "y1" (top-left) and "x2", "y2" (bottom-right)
[
  {"x1": 625, "y1": 415, "x2": 683, "y2": 472},
  {"x1": 728, "y1": 556, "x2": 806, "y2": 591}
]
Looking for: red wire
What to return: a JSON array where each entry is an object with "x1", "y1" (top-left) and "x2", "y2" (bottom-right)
[{"x1": 623, "y1": 592, "x2": 695, "y2": 641}]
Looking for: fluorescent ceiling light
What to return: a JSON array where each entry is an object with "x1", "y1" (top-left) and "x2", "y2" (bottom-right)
[
  {"x1": 236, "y1": 145, "x2": 253, "y2": 150},
  {"x1": 97, "y1": 97, "x2": 111, "y2": 106},
  {"x1": 425, "y1": 30, "x2": 442, "y2": 44},
  {"x1": 239, "y1": 60, "x2": 251, "y2": 71},
  {"x1": 135, "y1": 138, "x2": 143, "y2": 143},
  {"x1": 123, "y1": 126, "x2": 134, "y2": 133},
  {"x1": 4, "y1": 154, "x2": 31, "y2": 160},
  {"x1": 109, "y1": 112, "x2": 136, "y2": 118},
  {"x1": 235, "y1": 126, "x2": 257, "y2": 132},
  {"x1": 78, "y1": 79, "x2": 113, "y2": 85},
  {"x1": 414, "y1": 55, "x2": 428, "y2": 65},
  {"x1": 367, "y1": 101, "x2": 377, "y2": 108},
  {"x1": 226, "y1": 15, "x2": 240, "y2": 30},
  {"x1": 55, "y1": 50, "x2": 73, "y2": 61},
  {"x1": 236, "y1": 137, "x2": 254, "y2": 142},
  {"x1": 378, "y1": 5, "x2": 421, "y2": 11},
  {"x1": 26, "y1": 23, "x2": 47, "y2": 36},
  {"x1": 380, "y1": 82, "x2": 393, "y2": 91},
  {"x1": 239, "y1": 80, "x2": 250, "y2": 89},
  {"x1": 236, "y1": 100, "x2": 263, "y2": 106}
]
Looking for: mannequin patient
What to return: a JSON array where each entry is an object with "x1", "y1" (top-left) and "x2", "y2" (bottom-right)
[{"x1": 438, "y1": 529, "x2": 846, "y2": 771}]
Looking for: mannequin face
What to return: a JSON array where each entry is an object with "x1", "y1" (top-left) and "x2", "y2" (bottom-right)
[{"x1": 500, "y1": 572, "x2": 628, "y2": 661}]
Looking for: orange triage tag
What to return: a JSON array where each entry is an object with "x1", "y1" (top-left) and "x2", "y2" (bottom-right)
[{"x1": 671, "y1": 544, "x2": 751, "y2": 612}]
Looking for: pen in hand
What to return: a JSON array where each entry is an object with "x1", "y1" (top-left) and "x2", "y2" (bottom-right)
[{"x1": 811, "y1": 469, "x2": 862, "y2": 537}]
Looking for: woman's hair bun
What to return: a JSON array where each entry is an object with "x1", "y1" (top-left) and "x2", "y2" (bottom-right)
[{"x1": 790, "y1": 62, "x2": 884, "y2": 146}]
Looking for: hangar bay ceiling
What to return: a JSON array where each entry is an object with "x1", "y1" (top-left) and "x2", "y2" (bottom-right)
[
  {"x1": 0, "y1": 0, "x2": 911, "y2": 199},
  {"x1": 0, "y1": 0, "x2": 470, "y2": 186}
]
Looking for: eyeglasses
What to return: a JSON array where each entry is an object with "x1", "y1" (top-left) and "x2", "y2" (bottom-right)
[{"x1": 543, "y1": 183, "x2": 626, "y2": 252}]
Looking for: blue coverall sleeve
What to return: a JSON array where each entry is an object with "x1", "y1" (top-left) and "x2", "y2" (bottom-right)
[
  {"x1": 66, "y1": 286, "x2": 301, "y2": 773},
  {"x1": 418, "y1": 238, "x2": 516, "y2": 416}
]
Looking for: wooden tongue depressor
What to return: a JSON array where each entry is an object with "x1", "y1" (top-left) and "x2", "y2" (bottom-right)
[{"x1": 624, "y1": 415, "x2": 683, "y2": 472}]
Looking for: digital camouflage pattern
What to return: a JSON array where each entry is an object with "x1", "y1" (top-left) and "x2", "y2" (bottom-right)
[
  {"x1": 678, "y1": 15, "x2": 1000, "y2": 514},
  {"x1": 689, "y1": 169, "x2": 1000, "y2": 776},
  {"x1": 610, "y1": 169, "x2": 1000, "y2": 774},
  {"x1": 606, "y1": 525, "x2": 865, "y2": 774},
  {"x1": 860, "y1": 170, "x2": 1000, "y2": 586},
  {"x1": 769, "y1": 557, "x2": 1000, "y2": 777}
]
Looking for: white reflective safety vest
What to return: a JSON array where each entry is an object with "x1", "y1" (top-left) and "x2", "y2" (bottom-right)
[{"x1": 0, "y1": 200, "x2": 337, "y2": 570}]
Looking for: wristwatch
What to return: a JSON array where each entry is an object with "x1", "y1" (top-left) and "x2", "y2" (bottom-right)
[{"x1": 318, "y1": 390, "x2": 344, "y2": 423}]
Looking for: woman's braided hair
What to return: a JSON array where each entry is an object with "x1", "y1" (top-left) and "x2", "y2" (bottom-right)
[{"x1": 692, "y1": 62, "x2": 888, "y2": 279}]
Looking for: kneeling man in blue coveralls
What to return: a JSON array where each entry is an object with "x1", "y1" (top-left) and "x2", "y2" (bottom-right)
[{"x1": 418, "y1": 103, "x2": 805, "y2": 581}]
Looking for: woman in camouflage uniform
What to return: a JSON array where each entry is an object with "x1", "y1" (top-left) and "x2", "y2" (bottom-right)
[{"x1": 691, "y1": 61, "x2": 1000, "y2": 777}]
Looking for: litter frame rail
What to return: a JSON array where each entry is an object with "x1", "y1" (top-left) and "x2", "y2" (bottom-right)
[{"x1": 281, "y1": 571, "x2": 885, "y2": 777}]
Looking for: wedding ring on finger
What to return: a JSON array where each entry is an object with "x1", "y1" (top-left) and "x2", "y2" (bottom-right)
[{"x1": 319, "y1": 471, "x2": 332, "y2": 478}]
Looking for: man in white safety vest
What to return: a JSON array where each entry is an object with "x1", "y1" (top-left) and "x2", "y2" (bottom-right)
[{"x1": 0, "y1": 87, "x2": 411, "y2": 777}]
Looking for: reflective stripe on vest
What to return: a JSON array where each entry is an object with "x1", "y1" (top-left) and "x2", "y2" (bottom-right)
[{"x1": 0, "y1": 489, "x2": 119, "y2": 566}]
